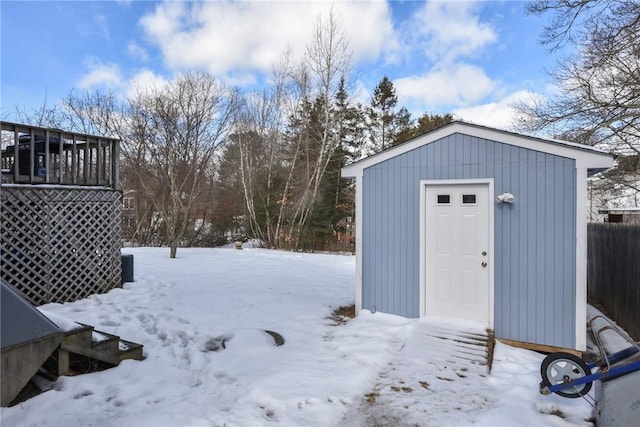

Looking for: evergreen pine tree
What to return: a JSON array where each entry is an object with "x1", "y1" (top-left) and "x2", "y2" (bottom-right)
[{"x1": 368, "y1": 76, "x2": 398, "y2": 153}]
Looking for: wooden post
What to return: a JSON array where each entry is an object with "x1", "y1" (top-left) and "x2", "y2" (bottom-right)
[
  {"x1": 113, "y1": 139, "x2": 120, "y2": 190},
  {"x1": 57, "y1": 348, "x2": 70, "y2": 376}
]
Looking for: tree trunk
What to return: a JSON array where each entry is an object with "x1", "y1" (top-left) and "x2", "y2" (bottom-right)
[{"x1": 170, "y1": 242, "x2": 178, "y2": 258}]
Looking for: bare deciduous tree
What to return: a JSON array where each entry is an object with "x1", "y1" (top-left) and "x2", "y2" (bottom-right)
[
  {"x1": 284, "y1": 8, "x2": 352, "y2": 247},
  {"x1": 519, "y1": 1, "x2": 640, "y2": 154},
  {"x1": 59, "y1": 89, "x2": 127, "y2": 139},
  {"x1": 128, "y1": 71, "x2": 237, "y2": 258},
  {"x1": 229, "y1": 51, "x2": 298, "y2": 247},
  {"x1": 13, "y1": 90, "x2": 64, "y2": 129},
  {"x1": 518, "y1": 0, "x2": 640, "y2": 203},
  {"x1": 227, "y1": 10, "x2": 353, "y2": 249}
]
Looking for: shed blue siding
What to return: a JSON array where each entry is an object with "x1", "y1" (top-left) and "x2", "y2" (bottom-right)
[{"x1": 361, "y1": 133, "x2": 577, "y2": 348}]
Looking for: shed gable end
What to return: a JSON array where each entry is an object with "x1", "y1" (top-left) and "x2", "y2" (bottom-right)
[{"x1": 361, "y1": 133, "x2": 577, "y2": 348}]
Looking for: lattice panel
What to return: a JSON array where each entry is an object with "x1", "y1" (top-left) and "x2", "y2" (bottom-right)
[{"x1": 1, "y1": 186, "x2": 122, "y2": 306}]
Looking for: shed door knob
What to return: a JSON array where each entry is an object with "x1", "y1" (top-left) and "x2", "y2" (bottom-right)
[{"x1": 481, "y1": 262, "x2": 487, "y2": 268}]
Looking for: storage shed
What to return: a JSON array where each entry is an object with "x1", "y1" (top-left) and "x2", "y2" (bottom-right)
[{"x1": 341, "y1": 122, "x2": 614, "y2": 351}]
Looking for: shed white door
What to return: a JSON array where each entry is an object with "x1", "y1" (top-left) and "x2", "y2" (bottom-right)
[{"x1": 425, "y1": 183, "x2": 490, "y2": 325}]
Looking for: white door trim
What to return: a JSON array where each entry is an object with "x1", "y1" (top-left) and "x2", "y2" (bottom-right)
[{"x1": 419, "y1": 179, "x2": 495, "y2": 328}]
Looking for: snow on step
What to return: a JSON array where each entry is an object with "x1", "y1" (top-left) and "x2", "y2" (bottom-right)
[
  {"x1": 92, "y1": 330, "x2": 112, "y2": 343},
  {"x1": 415, "y1": 318, "x2": 490, "y2": 368},
  {"x1": 351, "y1": 316, "x2": 493, "y2": 427}
]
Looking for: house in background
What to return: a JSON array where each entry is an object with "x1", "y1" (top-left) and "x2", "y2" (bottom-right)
[
  {"x1": 598, "y1": 208, "x2": 640, "y2": 224},
  {"x1": 122, "y1": 189, "x2": 138, "y2": 241},
  {"x1": 342, "y1": 121, "x2": 614, "y2": 352}
]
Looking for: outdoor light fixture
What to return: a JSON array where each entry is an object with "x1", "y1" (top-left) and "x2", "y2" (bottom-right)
[{"x1": 496, "y1": 192, "x2": 515, "y2": 204}]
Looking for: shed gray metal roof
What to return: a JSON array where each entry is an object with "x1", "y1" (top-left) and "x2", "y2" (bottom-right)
[{"x1": 1, "y1": 281, "x2": 61, "y2": 349}]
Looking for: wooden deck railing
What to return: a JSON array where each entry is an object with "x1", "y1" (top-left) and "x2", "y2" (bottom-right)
[{"x1": 1, "y1": 121, "x2": 120, "y2": 189}]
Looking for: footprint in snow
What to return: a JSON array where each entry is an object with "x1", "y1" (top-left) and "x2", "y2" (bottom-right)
[
  {"x1": 257, "y1": 397, "x2": 284, "y2": 422},
  {"x1": 297, "y1": 398, "x2": 321, "y2": 408},
  {"x1": 100, "y1": 320, "x2": 121, "y2": 327},
  {"x1": 136, "y1": 313, "x2": 158, "y2": 335},
  {"x1": 327, "y1": 396, "x2": 351, "y2": 405},
  {"x1": 213, "y1": 371, "x2": 237, "y2": 385},
  {"x1": 201, "y1": 334, "x2": 233, "y2": 352},
  {"x1": 175, "y1": 330, "x2": 192, "y2": 348},
  {"x1": 73, "y1": 390, "x2": 94, "y2": 399}
]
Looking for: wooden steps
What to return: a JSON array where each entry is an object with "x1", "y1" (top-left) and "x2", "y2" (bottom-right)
[
  {"x1": 415, "y1": 322, "x2": 493, "y2": 370},
  {"x1": 56, "y1": 323, "x2": 143, "y2": 375}
]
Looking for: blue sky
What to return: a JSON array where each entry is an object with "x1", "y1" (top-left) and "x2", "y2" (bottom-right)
[{"x1": 1, "y1": 1, "x2": 558, "y2": 130}]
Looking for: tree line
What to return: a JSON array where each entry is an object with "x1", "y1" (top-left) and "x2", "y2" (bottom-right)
[
  {"x1": 13, "y1": 11, "x2": 453, "y2": 257},
  {"x1": 11, "y1": 2, "x2": 639, "y2": 255}
]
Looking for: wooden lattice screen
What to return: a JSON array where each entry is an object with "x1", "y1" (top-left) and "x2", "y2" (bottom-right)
[{"x1": 1, "y1": 185, "x2": 122, "y2": 306}]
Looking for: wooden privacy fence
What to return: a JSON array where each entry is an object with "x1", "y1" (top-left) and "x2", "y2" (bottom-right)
[{"x1": 587, "y1": 223, "x2": 640, "y2": 341}]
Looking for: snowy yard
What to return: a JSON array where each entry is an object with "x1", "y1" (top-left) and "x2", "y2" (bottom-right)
[{"x1": 1, "y1": 248, "x2": 593, "y2": 426}]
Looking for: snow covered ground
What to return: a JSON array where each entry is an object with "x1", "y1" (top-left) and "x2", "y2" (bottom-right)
[{"x1": 1, "y1": 248, "x2": 593, "y2": 426}]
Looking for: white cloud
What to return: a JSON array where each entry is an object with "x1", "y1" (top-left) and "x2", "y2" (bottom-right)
[
  {"x1": 408, "y1": 0, "x2": 496, "y2": 63},
  {"x1": 76, "y1": 13, "x2": 110, "y2": 41},
  {"x1": 394, "y1": 63, "x2": 495, "y2": 110},
  {"x1": 95, "y1": 14, "x2": 110, "y2": 40},
  {"x1": 76, "y1": 59, "x2": 123, "y2": 89},
  {"x1": 339, "y1": 2, "x2": 397, "y2": 64},
  {"x1": 454, "y1": 90, "x2": 541, "y2": 131},
  {"x1": 125, "y1": 69, "x2": 170, "y2": 99},
  {"x1": 386, "y1": 0, "x2": 503, "y2": 117},
  {"x1": 127, "y1": 41, "x2": 149, "y2": 62},
  {"x1": 138, "y1": 1, "x2": 395, "y2": 84}
]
